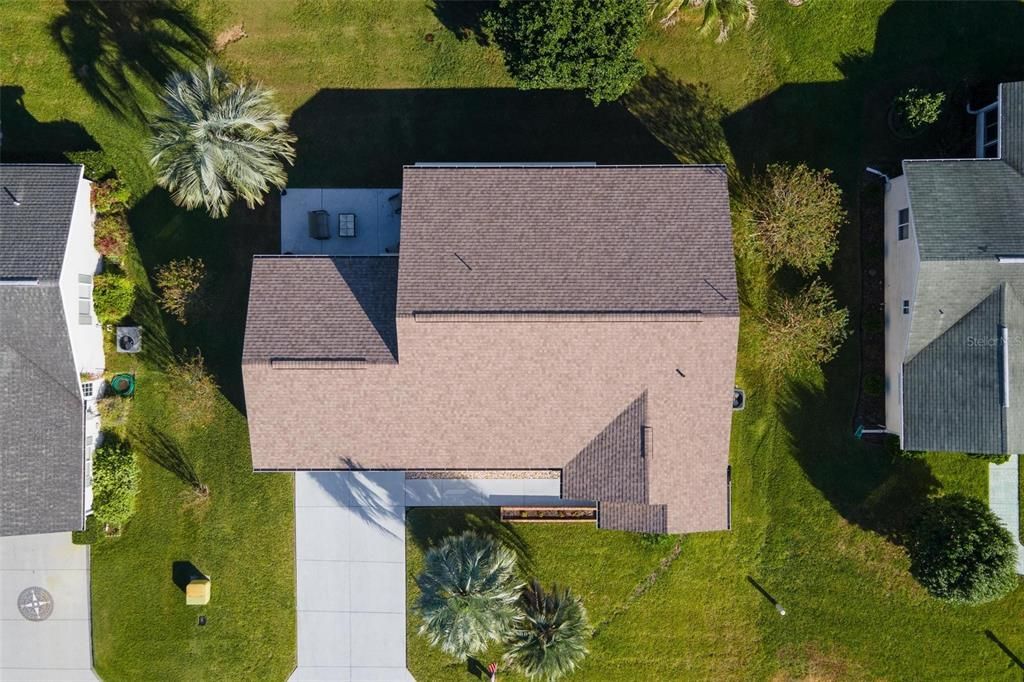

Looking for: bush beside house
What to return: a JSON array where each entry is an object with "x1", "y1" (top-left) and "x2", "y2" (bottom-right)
[
  {"x1": 91, "y1": 437, "x2": 141, "y2": 530},
  {"x1": 92, "y1": 272, "x2": 137, "y2": 324}
]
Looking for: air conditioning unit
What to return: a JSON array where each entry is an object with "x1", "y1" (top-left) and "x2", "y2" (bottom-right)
[{"x1": 116, "y1": 326, "x2": 142, "y2": 353}]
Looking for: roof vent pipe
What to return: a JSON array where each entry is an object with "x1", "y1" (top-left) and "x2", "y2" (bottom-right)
[{"x1": 3, "y1": 187, "x2": 21, "y2": 206}]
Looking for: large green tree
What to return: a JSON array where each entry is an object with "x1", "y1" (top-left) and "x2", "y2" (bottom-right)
[
  {"x1": 908, "y1": 494, "x2": 1018, "y2": 604},
  {"x1": 505, "y1": 580, "x2": 591, "y2": 680},
  {"x1": 148, "y1": 62, "x2": 296, "y2": 218},
  {"x1": 486, "y1": 0, "x2": 647, "y2": 104},
  {"x1": 415, "y1": 531, "x2": 522, "y2": 658}
]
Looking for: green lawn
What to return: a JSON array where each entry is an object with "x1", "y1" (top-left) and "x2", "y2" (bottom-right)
[{"x1": 3, "y1": 0, "x2": 1024, "y2": 680}]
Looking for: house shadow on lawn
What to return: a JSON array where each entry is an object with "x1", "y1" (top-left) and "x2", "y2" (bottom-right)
[
  {"x1": 407, "y1": 506, "x2": 533, "y2": 573},
  {"x1": 287, "y1": 87, "x2": 679, "y2": 187},
  {"x1": 0, "y1": 85, "x2": 99, "y2": 163}
]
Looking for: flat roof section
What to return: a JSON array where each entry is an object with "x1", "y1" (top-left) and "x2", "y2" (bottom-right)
[{"x1": 281, "y1": 188, "x2": 401, "y2": 256}]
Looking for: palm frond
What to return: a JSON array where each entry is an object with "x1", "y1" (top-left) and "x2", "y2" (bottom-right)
[
  {"x1": 415, "y1": 531, "x2": 523, "y2": 659},
  {"x1": 147, "y1": 61, "x2": 295, "y2": 218},
  {"x1": 504, "y1": 580, "x2": 591, "y2": 681}
]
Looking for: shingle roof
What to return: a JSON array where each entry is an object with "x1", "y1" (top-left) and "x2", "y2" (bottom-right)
[
  {"x1": 243, "y1": 256, "x2": 399, "y2": 365},
  {"x1": 1000, "y1": 81, "x2": 1024, "y2": 173},
  {"x1": 397, "y1": 165, "x2": 738, "y2": 317},
  {"x1": 0, "y1": 283, "x2": 84, "y2": 535},
  {"x1": 0, "y1": 164, "x2": 82, "y2": 280},
  {"x1": 903, "y1": 284, "x2": 1024, "y2": 454},
  {"x1": 903, "y1": 159, "x2": 1024, "y2": 262},
  {"x1": 244, "y1": 165, "x2": 739, "y2": 533}
]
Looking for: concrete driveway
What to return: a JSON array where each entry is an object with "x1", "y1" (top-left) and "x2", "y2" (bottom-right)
[
  {"x1": 291, "y1": 471, "x2": 413, "y2": 682},
  {"x1": 290, "y1": 471, "x2": 582, "y2": 681},
  {"x1": 0, "y1": 532, "x2": 96, "y2": 681}
]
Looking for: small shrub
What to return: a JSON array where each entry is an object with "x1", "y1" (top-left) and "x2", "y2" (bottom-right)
[
  {"x1": 155, "y1": 257, "x2": 206, "y2": 324},
  {"x1": 97, "y1": 394, "x2": 132, "y2": 434},
  {"x1": 91, "y1": 437, "x2": 141, "y2": 528},
  {"x1": 759, "y1": 279, "x2": 850, "y2": 378},
  {"x1": 94, "y1": 212, "x2": 131, "y2": 261},
  {"x1": 637, "y1": 532, "x2": 677, "y2": 550},
  {"x1": 863, "y1": 374, "x2": 884, "y2": 397},
  {"x1": 71, "y1": 514, "x2": 102, "y2": 545},
  {"x1": 892, "y1": 88, "x2": 945, "y2": 133},
  {"x1": 908, "y1": 494, "x2": 1017, "y2": 604},
  {"x1": 166, "y1": 351, "x2": 219, "y2": 426},
  {"x1": 966, "y1": 452, "x2": 1011, "y2": 465},
  {"x1": 66, "y1": 150, "x2": 114, "y2": 181},
  {"x1": 92, "y1": 272, "x2": 136, "y2": 324},
  {"x1": 93, "y1": 176, "x2": 131, "y2": 215}
]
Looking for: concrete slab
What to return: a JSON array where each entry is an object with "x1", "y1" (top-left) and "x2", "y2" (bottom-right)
[
  {"x1": 291, "y1": 472, "x2": 409, "y2": 682},
  {"x1": 988, "y1": 456, "x2": 1023, "y2": 574},
  {"x1": 281, "y1": 189, "x2": 401, "y2": 256},
  {"x1": 0, "y1": 533, "x2": 96, "y2": 681},
  {"x1": 350, "y1": 612, "x2": 406, "y2": 667}
]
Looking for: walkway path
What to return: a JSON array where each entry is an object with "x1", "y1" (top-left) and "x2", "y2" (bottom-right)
[
  {"x1": 0, "y1": 532, "x2": 97, "y2": 681},
  {"x1": 988, "y1": 455, "x2": 1024, "y2": 575},
  {"x1": 290, "y1": 471, "x2": 575, "y2": 681}
]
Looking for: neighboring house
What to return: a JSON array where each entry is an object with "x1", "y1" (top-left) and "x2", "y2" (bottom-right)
[
  {"x1": 243, "y1": 164, "x2": 740, "y2": 533},
  {"x1": 0, "y1": 164, "x2": 104, "y2": 536},
  {"x1": 884, "y1": 82, "x2": 1024, "y2": 454}
]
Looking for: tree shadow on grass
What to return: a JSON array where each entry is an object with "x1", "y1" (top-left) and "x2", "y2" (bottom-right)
[
  {"x1": 0, "y1": 85, "x2": 99, "y2": 163},
  {"x1": 430, "y1": 1, "x2": 490, "y2": 44},
  {"x1": 622, "y1": 69, "x2": 732, "y2": 168},
  {"x1": 131, "y1": 424, "x2": 203, "y2": 491},
  {"x1": 49, "y1": 0, "x2": 210, "y2": 121},
  {"x1": 407, "y1": 506, "x2": 533, "y2": 574}
]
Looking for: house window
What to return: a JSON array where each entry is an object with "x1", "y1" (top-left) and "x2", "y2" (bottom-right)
[
  {"x1": 77, "y1": 274, "x2": 93, "y2": 325},
  {"x1": 981, "y1": 106, "x2": 999, "y2": 158},
  {"x1": 897, "y1": 208, "x2": 910, "y2": 241},
  {"x1": 81, "y1": 381, "x2": 94, "y2": 398},
  {"x1": 902, "y1": 300, "x2": 910, "y2": 315}
]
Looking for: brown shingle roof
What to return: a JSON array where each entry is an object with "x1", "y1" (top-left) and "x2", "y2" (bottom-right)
[
  {"x1": 243, "y1": 256, "x2": 398, "y2": 365},
  {"x1": 243, "y1": 165, "x2": 739, "y2": 533},
  {"x1": 397, "y1": 165, "x2": 738, "y2": 317}
]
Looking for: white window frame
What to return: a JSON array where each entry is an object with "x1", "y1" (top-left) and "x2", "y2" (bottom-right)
[
  {"x1": 902, "y1": 300, "x2": 910, "y2": 315},
  {"x1": 77, "y1": 274, "x2": 93, "y2": 325},
  {"x1": 81, "y1": 381, "x2": 94, "y2": 399},
  {"x1": 897, "y1": 207, "x2": 910, "y2": 241}
]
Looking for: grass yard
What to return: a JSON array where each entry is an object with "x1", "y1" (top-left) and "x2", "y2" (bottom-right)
[{"x1": 2, "y1": 0, "x2": 1024, "y2": 680}]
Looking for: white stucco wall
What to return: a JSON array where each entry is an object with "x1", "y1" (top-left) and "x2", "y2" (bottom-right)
[
  {"x1": 59, "y1": 175, "x2": 104, "y2": 375},
  {"x1": 882, "y1": 174, "x2": 920, "y2": 440},
  {"x1": 58, "y1": 173, "x2": 104, "y2": 514}
]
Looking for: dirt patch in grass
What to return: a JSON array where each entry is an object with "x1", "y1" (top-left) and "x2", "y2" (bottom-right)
[{"x1": 213, "y1": 23, "x2": 247, "y2": 52}]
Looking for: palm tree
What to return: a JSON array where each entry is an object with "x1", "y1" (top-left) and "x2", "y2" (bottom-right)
[
  {"x1": 699, "y1": 0, "x2": 756, "y2": 43},
  {"x1": 415, "y1": 531, "x2": 522, "y2": 659},
  {"x1": 504, "y1": 580, "x2": 591, "y2": 681},
  {"x1": 148, "y1": 62, "x2": 296, "y2": 218}
]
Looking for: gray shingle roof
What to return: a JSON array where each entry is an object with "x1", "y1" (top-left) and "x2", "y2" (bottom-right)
[
  {"x1": 243, "y1": 256, "x2": 399, "y2": 365},
  {"x1": 903, "y1": 284, "x2": 1024, "y2": 454},
  {"x1": 903, "y1": 159, "x2": 1024, "y2": 262},
  {"x1": 396, "y1": 165, "x2": 738, "y2": 317},
  {"x1": 0, "y1": 283, "x2": 84, "y2": 535},
  {"x1": 1001, "y1": 81, "x2": 1024, "y2": 173},
  {"x1": 0, "y1": 164, "x2": 82, "y2": 281}
]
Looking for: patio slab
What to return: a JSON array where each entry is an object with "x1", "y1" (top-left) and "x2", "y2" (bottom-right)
[
  {"x1": 989, "y1": 456, "x2": 1023, "y2": 574},
  {"x1": 281, "y1": 188, "x2": 401, "y2": 256}
]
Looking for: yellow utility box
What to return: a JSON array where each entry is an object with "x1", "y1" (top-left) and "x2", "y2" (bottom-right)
[{"x1": 186, "y1": 578, "x2": 211, "y2": 606}]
